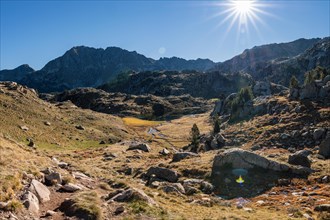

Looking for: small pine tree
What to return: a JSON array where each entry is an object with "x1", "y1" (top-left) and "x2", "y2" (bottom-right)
[
  {"x1": 290, "y1": 75, "x2": 299, "y2": 89},
  {"x1": 239, "y1": 87, "x2": 254, "y2": 102},
  {"x1": 190, "y1": 123, "x2": 200, "y2": 152},
  {"x1": 304, "y1": 71, "x2": 314, "y2": 85},
  {"x1": 213, "y1": 117, "x2": 220, "y2": 134}
]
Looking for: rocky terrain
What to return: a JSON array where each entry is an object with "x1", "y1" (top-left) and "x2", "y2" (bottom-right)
[
  {"x1": 0, "y1": 77, "x2": 329, "y2": 220},
  {"x1": 0, "y1": 37, "x2": 329, "y2": 220},
  {"x1": 99, "y1": 71, "x2": 254, "y2": 99},
  {"x1": 213, "y1": 37, "x2": 330, "y2": 86},
  {"x1": 43, "y1": 87, "x2": 213, "y2": 119}
]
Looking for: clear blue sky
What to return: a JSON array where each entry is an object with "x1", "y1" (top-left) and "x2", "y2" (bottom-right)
[{"x1": 0, "y1": 0, "x2": 329, "y2": 70}]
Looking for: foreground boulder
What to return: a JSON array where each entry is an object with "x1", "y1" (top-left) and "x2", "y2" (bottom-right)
[
  {"x1": 22, "y1": 191, "x2": 39, "y2": 214},
  {"x1": 146, "y1": 167, "x2": 179, "y2": 182},
  {"x1": 29, "y1": 180, "x2": 50, "y2": 203},
  {"x1": 211, "y1": 148, "x2": 313, "y2": 199}
]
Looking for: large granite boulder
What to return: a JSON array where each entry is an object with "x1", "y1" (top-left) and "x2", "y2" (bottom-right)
[{"x1": 211, "y1": 148, "x2": 313, "y2": 199}]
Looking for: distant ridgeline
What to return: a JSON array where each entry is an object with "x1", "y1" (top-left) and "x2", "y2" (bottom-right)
[{"x1": 0, "y1": 37, "x2": 329, "y2": 97}]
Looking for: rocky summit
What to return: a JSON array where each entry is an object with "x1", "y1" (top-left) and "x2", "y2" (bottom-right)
[{"x1": 1, "y1": 37, "x2": 330, "y2": 220}]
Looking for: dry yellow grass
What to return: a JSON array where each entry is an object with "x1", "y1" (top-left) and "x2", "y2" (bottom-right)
[{"x1": 0, "y1": 135, "x2": 51, "y2": 202}]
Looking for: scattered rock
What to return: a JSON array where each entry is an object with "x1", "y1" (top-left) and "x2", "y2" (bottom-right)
[
  {"x1": 0, "y1": 201, "x2": 8, "y2": 210},
  {"x1": 161, "y1": 183, "x2": 185, "y2": 195},
  {"x1": 43, "y1": 169, "x2": 62, "y2": 185},
  {"x1": 27, "y1": 139, "x2": 35, "y2": 148},
  {"x1": 251, "y1": 145, "x2": 261, "y2": 151},
  {"x1": 110, "y1": 188, "x2": 156, "y2": 206},
  {"x1": 314, "y1": 204, "x2": 330, "y2": 212},
  {"x1": 288, "y1": 150, "x2": 312, "y2": 168},
  {"x1": 72, "y1": 172, "x2": 92, "y2": 181},
  {"x1": 127, "y1": 142, "x2": 151, "y2": 152},
  {"x1": 44, "y1": 121, "x2": 51, "y2": 126},
  {"x1": 243, "y1": 207, "x2": 253, "y2": 213},
  {"x1": 280, "y1": 133, "x2": 290, "y2": 139},
  {"x1": 99, "y1": 140, "x2": 106, "y2": 144},
  {"x1": 8, "y1": 213, "x2": 18, "y2": 220},
  {"x1": 313, "y1": 128, "x2": 325, "y2": 140},
  {"x1": 20, "y1": 125, "x2": 29, "y2": 131},
  {"x1": 303, "y1": 213, "x2": 314, "y2": 220},
  {"x1": 61, "y1": 183, "x2": 82, "y2": 192},
  {"x1": 146, "y1": 167, "x2": 179, "y2": 183},
  {"x1": 23, "y1": 191, "x2": 39, "y2": 214},
  {"x1": 45, "y1": 210, "x2": 56, "y2": 216},
  {"x1": 256, "y1": 200, "x2": 265, "y2": 205},
  {"x1": 29, "y1": 179, "x2": 50, "y2": 203},
  {"x1": 159, "y1": 148, "x2": 170, "y2": 155},
  {"x1": 277, "y1": 178, "x2": 291, "y2": 186},
  {"x1": 318, "y1": 136, "x2": 330, "y2": 159},
  {"x1": 321, "y1": 175, "x2": 329, "y2": 183},
  {"x1": 172, "y1": 152, "x2": 199, "y2": 162},
  {"x1": 114, "y1": 206, "x2": 125, "y2": 215},
  {"x1": 200, "y1": 181, "x2": 214, "y2": 194},
  {"x1": 58, "y1": 162, "x2": 69, "y2": 169},
  {"x1": 75, "y1": 125, "x2": 85, "y2": 130}
]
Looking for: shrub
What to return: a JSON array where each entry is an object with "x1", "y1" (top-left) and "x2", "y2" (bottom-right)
[
  {"x1": 290, "y1": 75, "x2": 299, "y2": 88},
  {"x1": 213, "y1": 117, "x2": 220, "y2": 134},
  {"x1": 190, "y1": 124, "x2": 200, "y2": 152}
]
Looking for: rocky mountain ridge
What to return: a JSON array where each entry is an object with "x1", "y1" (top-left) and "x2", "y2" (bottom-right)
[
  {"x1": 213, "y1": 37, "x2": 330, "y2": 86},
  {"x1": 0, "y1": 46, "x2": 215, "y2": 92},
  {"x1": 1, "y1": 37, "x2": 328, "y2": 93}
]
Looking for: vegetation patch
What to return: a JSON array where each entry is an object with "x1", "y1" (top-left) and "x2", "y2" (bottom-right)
[{"x1": 123, "y1": 117, "x2": 162, "y2": 127}]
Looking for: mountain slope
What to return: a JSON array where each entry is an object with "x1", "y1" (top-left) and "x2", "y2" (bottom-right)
[
  {"x1": 99, "y1": 70, "x2": 254, "y2": 99},
  {"x1": 213, "y1": 38, "x2": 321, "y2": 74},
  {"x1": 0, "y1": 46, "x2": 215, "y2": 92},
  {"x1": 0, "y1": 64, "x2": 35, "y2": 82},
  {"x1": 254, "y1": 37, "x2": 330, "y2": 85}
]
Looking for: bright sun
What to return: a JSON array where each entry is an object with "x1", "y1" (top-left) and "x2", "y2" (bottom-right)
[
  {"x1": 209, "y1": 0, "x2": 271, "y2": 41},
  {"x1": 233, "y1": 1, "x2": 254, "y2": 14}
]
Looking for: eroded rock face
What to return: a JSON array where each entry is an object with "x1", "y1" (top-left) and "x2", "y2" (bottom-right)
[{"x1": 211, "y1": 148, "x2": 313, "y2": 199}]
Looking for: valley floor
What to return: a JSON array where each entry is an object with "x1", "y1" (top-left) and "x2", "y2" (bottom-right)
[{"x1": 0, "y1": 82, "x2": 329, "y2": 220}]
